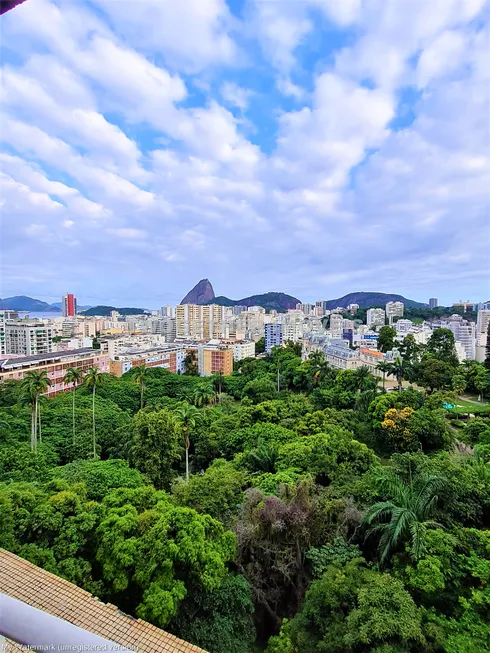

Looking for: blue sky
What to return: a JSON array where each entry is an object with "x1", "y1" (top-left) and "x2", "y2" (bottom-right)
[{"x1": 1, "y1": 0, "x2": 489, "y2": 308}]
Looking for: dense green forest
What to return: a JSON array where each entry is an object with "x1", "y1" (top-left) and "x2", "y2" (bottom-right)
[{"x1": 1, "y1": 328, "x2": 489, "y2": 652}]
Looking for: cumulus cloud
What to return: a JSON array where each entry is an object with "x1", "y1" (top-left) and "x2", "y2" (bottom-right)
[{"x1": 0, "y1": 0, "x2": 488, "y2": 305}]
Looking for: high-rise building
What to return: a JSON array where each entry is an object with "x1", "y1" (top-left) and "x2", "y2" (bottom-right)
[
  {"x1": 367, "y1": 308, "x2": 386, "y2": 327},
  {"x1": 62, "y1": 293, "x2": 77, "y2": 317},
  {"x1": 429, "y1": 298, "x2": 438, "y2": 309},
  {"x1": 4, "y1": 322, "x2": 53, "y2": 355},
  {"x1": 175, "y1": 304, "x2": 225, "y2": 339},
  {"x1": 385, "y1": 302, "x2": 404, "y2": 322},
  {"x1": 452, "y1": 300, "x2": 475, "y2": 312},
  {"x1": 265, "y1": 323, "x2": 282, "y2": 352}
]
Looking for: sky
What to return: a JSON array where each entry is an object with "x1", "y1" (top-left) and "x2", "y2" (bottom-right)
[{"x1": 1, "y1": 0, "x2": 489, "y2": 308}]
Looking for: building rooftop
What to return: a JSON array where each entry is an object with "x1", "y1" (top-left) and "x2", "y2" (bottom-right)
[
  {"x1": 0, "y1": 548, "x2": 206, "y2": 652},
  {"x1": 0, "y1": 348, "x2": 101, "y2": 371}
]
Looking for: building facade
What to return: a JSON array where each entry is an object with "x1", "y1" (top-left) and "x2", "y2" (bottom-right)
[
  {"x1": 429, "y1": 298, "x2": 438, "y2": 309},
  {"x1": 366, "y1": 308, "x2": 386, "y2": 328},
  {"x1": 385, "y1": 302, "x2": 404, "y2": 322},
  {"x1": 0, "y1": 348, "x2": 109, "y2": 396},
  {"x1": 62, "y1": 293, "x2": 77, "y2": 317},
  {"x1": 109, "y1": 346, "x2": 185, "y2": 377},
  {"x1": 4, "y1": 322, "x2": 53, "y2": 356},
  {"x1": 265, "y1": 323, "x2": 282, "y2": 352}
]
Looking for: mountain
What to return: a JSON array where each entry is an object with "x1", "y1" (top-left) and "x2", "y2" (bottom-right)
[
  {"x1": 324, "y1": 292, "x2": 427, "y2": 310},
  {"x1": 206, "y1": 291, "x2": 301, "y2": 311},
  {"x1": 81, "y1": 306, "x2": 148, "y2": 316},
  {"x1": 0, "y1": 296, "x2": 60, "y2": 312},
  {"x1": 181, "y1": 279, "x2": 215, "y2": 305}
]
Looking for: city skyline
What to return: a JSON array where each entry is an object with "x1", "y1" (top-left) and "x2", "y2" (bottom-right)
[{"x1": 1, "y1": 0, "x2": 489, "y2": 306}]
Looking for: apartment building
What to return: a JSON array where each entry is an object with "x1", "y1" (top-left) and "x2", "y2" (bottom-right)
[
  {"x1": 265, "y1": 323, "x2": 282, "y2": 352},
  {"x1": 366, "y1": 308, "x2": 386, "y2": 327},
  {"x1": 219, "y1": 339, "x2": 256, "y2": 361},
  {"x1": 476, "y1": 308, "x2": 490, "y2": 362},
  {"x1": 0, "y1": 348, "x2": 109, "y2": 396},
  {"x1": 4, "y1": 322, "x2": 53, "y2": 355},
  {"x1": 447, "y1": 320, "x2": 476, "y2": 360},
  {"x1": 452, "y1": 300, "x2": 476, "y2": 312},
  {"x1": 296, "y1": 303, "x2": 314, "y2": 315},
  {"x1": 429, "y1": 298, "x2": 438, "y2": 309},
  {"x1": 324, "y1": 342, "x2": 360, "y2": 370},
  {"x1": 359, "y1": 348, "x2": 385, "y2": 376},
  {"x1": 192, "y1": 345, "x2": 234, "y2": 376},
  {"x1": 109, "y1": 346, "x2": 185, "y2": 377},
  {"x1": 395, "y1": 319, "x2": 413, "y2": 334},
  {"x1": 62, "y1": 293, "x2": 77, "y2": 317},
  {"x1": 385, "y1": 302, "x2": 404, "y2": 322},
  {"x1": 100, "y1": 334, "x2": 166, "y2": 358},
  {"x1": 176, "y1": 304, "x2": 226, "y2": 339}
]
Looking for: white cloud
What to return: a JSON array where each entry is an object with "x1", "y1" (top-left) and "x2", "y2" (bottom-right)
[
  {"x1": 0, "y1": 0, "x2": 488, "y2": 304},
  {"x1": 92, "y1": 0, "x2": 238, "y2": 72},
  {"x1": 221, "y1": 82, "x2": 253, "y2": 110}
]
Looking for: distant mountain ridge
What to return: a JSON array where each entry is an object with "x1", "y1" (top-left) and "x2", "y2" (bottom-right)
[
  {"x1": 81, "y1": 306, "x2": 148, "y2": 316},
  {"x1": 0, "y1": 296, "x2": 60, "y2": 312},
  {"x1": 0, "y1": 296, "x2": 93, "y2": 312},
  {"x1": 205, "y1": 292, "x2": 301, "y2": 311},
  {"x1": 323, "y1": 292, "x2": 427, "y2": 309}
]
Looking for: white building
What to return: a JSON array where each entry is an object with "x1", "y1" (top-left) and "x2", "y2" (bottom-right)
[
  {"x1": 476, "y1": 309, "x2": 490, "y2": 362},
  {"x1": 223, "y1": 340, "x2": 256, "y2": 361},
  {"x1": 367, "y1": 308, "x2": 386, "y2": 328},
  {"x1": 395, "y1": 319, "x2": 413, "y2": 334},
  {"x1": 324, "y1": 342, "x2": 360, "y2": 370},
  {"x1": 4, "y1": 322, "x2": 54, "y2": 356},
  {"x1": 386, "y1": 302, "x2": 404, "y2": 322}
]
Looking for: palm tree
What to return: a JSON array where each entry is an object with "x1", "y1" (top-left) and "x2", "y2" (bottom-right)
[
  {"x1": 20, "y1": 370, "x2": 51, "y2": 452},
  {"x1": 193, "y1": 384, "x2": 216, "y2": 407},
  {"x1": 354, "y1": 365, "x2": 373, "y2": 393},
  {"x1": 63, "y1": 367, "x2": 84, "y2": 444},
  {"x1": 84, "y1": 366, "x2": 106, "y2": 459},
  {"x1": 362, "y1": 473, "x2": 446, "y2": 564},
  {"x1": 377, "y1": 360, "x2": 392, "y2": 391},
  {"x1": 386, "y1": 357, "x2": 414, "y2": 391},
  {"x1": 213, "y1": 370, "x2": 224, "y2": 401},
  {"x1": 309, "y1": 350, "x2": 330, "y2": 385},
  {"x1": 132, "y1": 364, "x2": 148, "y2": 410},
  {"x1": 175, "y1": 402, "x2": 202, "y2": 481}
]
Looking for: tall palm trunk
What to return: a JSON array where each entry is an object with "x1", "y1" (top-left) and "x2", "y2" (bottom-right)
[
  {"x1": 140, "y1": 381, "x2": 144, "y2": 410},
  {"x1": 92, "y1": 384, "x2": 96, "y2": 459},
  {"x1": 185, "y1": 431, "x2": 190, "y2": 482},
  {"x1": 38, "y1": 399, "x2": 42, "y2": 443},
  {"x1": 31, "y1": 405, "x2": 36, "y2": 453},
  {"x1": 382, "y1": 371, "x2": 386, "y2": 391},
  {"x1": 72, "y1": 382, "x2": 76, "y2": 444}
]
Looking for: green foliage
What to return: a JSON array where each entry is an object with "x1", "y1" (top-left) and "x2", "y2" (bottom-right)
[
  {"x1": 1, "y1": 331, "x2": 489, "y2": 651},
  {"x1": 50, "y1": 459, "x2": 145, "y2": 501},
  {"x1": 362, "y1": 471, "x2": 446, "y2": 564},
  {"x1": 184, "y1": 350, "x2": 199, "y2": 376},
  {"x1": 377, "y1": 326, "x2": 397, "y2": 353},
  {"x1": 97, "y1": 487, "x2": 236, "y2": 627},
  {"x1": 242, "y1": 376, "x2": 277, "y2": 403},
  {"x1": 307, "y1": 536, "x2": 362, "y2": 578},
  {"x1": 131, "y1": 409, "x2": 183, "y2": 489},
  {"x1": 172, "y1": 459, "x2": 247, "y2": 522},
  {"x1": 276, "y1": 427, "x2": 377, "y2": 485},
  {"x1": 288, "y1": 560, "x2": 424, "y2": 652},
  {"x1": 169, "y1": 574, "x2": 256, "y2": 653},
  {"x1": 255, "y1": 337, "x2": 265, "y2": 354},
  {"x1": 426, "y1": 328, "x2": 459, "y2": 367}
]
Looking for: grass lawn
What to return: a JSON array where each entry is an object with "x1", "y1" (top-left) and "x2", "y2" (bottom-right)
[{"x1": 446, "y1": 397, "x2": 490, "y2": 415}]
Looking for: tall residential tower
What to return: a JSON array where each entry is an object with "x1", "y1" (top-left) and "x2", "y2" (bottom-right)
[{"x1": 62, "y1": 293, "x2": 77, "y2": 317}]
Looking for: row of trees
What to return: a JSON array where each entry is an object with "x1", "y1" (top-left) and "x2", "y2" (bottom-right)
[{"x1": 1, "y1": 337, "x2": 489, "y2": 652}]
